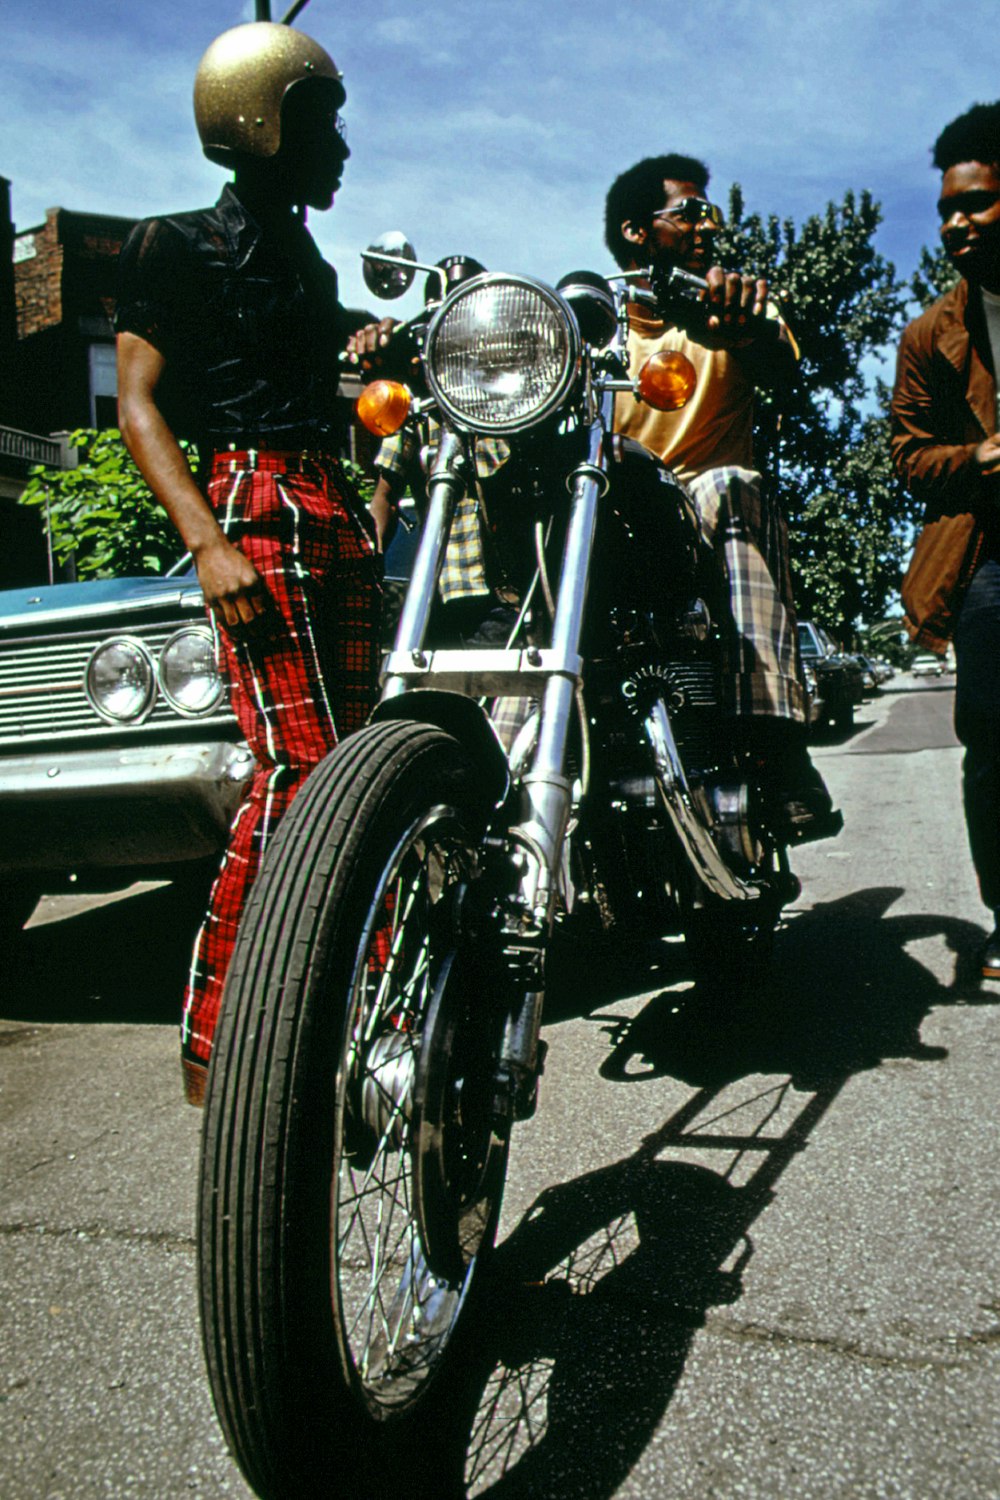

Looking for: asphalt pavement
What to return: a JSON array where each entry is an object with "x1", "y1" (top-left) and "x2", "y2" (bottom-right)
[{"x1": 2, "y1": 676, "x2": 999, "y2": 1499}]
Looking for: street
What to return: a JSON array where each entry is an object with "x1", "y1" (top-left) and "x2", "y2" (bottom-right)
[{"x1": 2, "y1": 678, "x2": 999, "y2": 1499}]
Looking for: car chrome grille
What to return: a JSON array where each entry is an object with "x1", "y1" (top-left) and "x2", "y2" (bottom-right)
[{"x1": 0, "y1": 618, "x2": 236, "y2": 747}]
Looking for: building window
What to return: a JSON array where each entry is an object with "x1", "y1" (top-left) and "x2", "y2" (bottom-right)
[{"x1": 89, "y1": 341, "x2": 118, "y2": 428}]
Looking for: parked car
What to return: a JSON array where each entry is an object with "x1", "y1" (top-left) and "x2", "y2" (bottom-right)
[
  {"x1": 797, "y1": 621, "x2": 865, "y2": 732},
  {"x1": 0, "y1": 517, "x2": 423, "y2": 950},
  {"x1": 852, "y1": 653, "x2": 880, "y2": 697},
  {"x1": 0, "y1": 568, "x2": 254, "y2": 947},
  {"x1": 911, "y1": 652, "x2": 944, "y2": 677}
]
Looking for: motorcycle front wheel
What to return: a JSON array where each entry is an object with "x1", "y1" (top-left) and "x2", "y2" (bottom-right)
[{"x1": 198, "y1": 720, "x2": 508, "y2": 1498}]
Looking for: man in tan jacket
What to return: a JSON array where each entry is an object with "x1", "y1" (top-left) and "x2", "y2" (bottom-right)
[{"x1": 891, "y1": 100, "x2": 1000, "y2": 978}]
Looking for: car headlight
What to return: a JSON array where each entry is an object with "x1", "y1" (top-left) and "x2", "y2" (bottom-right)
[
  {"x1": 85, "y1": 638, "x2": 155, "y2": 723},
  {"x1": 157, "y1": 626, "x2": 224, "y2": 716},
  {"x1": 425, "y1": 273, "x2": 579, "y2": 434}
]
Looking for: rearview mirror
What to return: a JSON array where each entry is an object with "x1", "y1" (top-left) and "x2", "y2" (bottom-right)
[{"x1": 361, "y1": 232, "x2": 418, "y2": 300}]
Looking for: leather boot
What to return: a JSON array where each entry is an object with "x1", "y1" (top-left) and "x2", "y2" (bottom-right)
[{"x1": 742, "y1": 717, "x2": 842, "y2": 844}]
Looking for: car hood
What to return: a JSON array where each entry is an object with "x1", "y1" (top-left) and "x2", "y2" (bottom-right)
[{"x1": 0, "y1": 573, "x2": 205, "y2": 634}]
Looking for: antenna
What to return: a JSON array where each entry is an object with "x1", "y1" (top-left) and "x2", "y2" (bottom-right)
[{"x1": 254, "y1": 0, "x2": 313, "y2": 20}]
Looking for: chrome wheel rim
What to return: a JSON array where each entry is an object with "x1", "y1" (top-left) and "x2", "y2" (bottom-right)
[{"x1": 333, "y1": 806, "x2": 479, "y2": 1413}]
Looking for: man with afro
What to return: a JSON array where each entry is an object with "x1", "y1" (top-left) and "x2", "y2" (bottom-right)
[{"x1": 892, "y1": 101, "x2": 1000, "y2": 978}]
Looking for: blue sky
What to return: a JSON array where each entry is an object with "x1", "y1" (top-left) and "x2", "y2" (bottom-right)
[{"x1": 3, "y1": 0, "x2": 998, "y2": 324}]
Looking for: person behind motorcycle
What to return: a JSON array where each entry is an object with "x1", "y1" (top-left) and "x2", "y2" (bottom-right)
[
  {"x1": 605, "y1": 152, "x2": 835, "y2": 838},
  {"x1": 115, "y1": 22, "x2": 382, "y2": 1104}
]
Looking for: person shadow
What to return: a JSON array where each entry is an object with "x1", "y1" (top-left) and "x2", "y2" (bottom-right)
[{"x1": 412, "y1": 886, "x2": 994, "y2": 1499}]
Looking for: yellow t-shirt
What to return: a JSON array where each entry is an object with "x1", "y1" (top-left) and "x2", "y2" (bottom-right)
[{"x1": 613, "y1": 307, "x2": 787, "y2": 486}]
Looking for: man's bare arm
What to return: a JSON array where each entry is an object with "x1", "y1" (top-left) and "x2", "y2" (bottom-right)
[{"x1": 116, "y1": 331, "x2": 268, "y2": 633}]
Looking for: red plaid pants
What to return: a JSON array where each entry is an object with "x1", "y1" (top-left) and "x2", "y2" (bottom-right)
[{"x1": 181, "y1": 451, "x2": 381, "y2": 1104}]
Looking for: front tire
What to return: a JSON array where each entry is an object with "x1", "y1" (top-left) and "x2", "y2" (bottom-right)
[{"x1": 198, "y1": 721, "x2": 508, "y2": 1498}]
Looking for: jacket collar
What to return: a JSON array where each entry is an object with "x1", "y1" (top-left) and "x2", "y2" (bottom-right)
[
  {"x1": 214, "y1": 182, "x2": 319, "y2": 277},
  {"x1": 936, "y1": 277, "x2": 996, "y2": 436},
  {"x1": 214, "y1": 183, "x2": 262, "y2": 272}
]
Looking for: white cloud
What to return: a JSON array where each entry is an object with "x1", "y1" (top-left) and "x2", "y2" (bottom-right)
[{"x1": 4, "y1": 0, "x2": 999, "y2": 302}]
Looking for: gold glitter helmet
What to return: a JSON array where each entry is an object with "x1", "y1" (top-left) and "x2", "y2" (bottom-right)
[{"x1": 193, "y1": 22, "x2": 345, "y2": 166}]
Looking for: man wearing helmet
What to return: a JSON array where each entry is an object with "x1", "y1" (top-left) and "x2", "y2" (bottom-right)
[{"x1": 116, "y1": 22, "x2": 381, "y2": 1105}]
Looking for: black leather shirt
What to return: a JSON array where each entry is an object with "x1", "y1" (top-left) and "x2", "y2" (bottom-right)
[{"x1": 115, "y1": 185, "x2": 351, "y2": 452}]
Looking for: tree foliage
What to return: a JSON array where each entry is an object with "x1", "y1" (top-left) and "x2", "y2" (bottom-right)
[
  {"x1": 716, "y1": 185, "x2": 920, "y2": 638},
  {"x1": 910, "y1": 242, "x2": 959, "y2": 310},
  {"x1": 19, "y1": 428, "x2": 187, "y2": 578},
  {"x1": 19, "y1": 430, "x2": 376, "y2": 581}
]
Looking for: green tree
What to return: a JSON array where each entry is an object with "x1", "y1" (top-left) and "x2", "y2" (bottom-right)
[
  {"x1": 20, "y1": 430, "x2": 375, "y2": 580},
  {"x1": 716, "y1": 185, "x2": 919, "y2": 637},
  {"x1": 910, "y1": 242, "x2": 959, "y2": 309},
  {"x1": 19, "y1": 428, "x2": 186, "y2": 578}
]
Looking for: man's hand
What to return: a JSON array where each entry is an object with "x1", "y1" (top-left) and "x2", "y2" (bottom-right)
[
  {"x1": 194, "y1": 536, "x2": 271, "y2": 636},
  {"x1": 345, "y1": 317, "x2": 399, "y2": 371},
  {"x1": 702, "y1": 268, "x2": 769, "y2": 339},
  {"x1": 975, "y1": 433, "x2": 1000, "y2": 477}
]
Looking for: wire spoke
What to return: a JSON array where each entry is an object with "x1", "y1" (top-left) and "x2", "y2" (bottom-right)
[{"x1": 333, "y1": 813, "x2": 487, "y2": 1406}]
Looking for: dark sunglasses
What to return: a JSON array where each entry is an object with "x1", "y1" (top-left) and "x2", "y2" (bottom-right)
[
  {"x1": 938, "y1": 189, "x2": 1000, "y2": 222},
  {"x1": 653, "y1": 198, "x2": 724, "y2": 228}
]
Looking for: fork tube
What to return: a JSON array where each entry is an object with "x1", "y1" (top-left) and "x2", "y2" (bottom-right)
[
  {"x1": 532, "y1": 419, "x2": 606, "y2": 776},
  {"x1": 383, "y1": 429, "x2": 466, "y2": 700},
  {"x1": 518, "y1": 421, "x2": 606, "y2": 915}
]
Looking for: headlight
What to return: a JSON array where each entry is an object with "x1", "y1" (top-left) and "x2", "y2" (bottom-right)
[
  {"x1": 425, "y1": 273, "x2": 579, "y2": 434},
  {"x1": 85, "y1": 638, "x2": 155, "y2": 723},
  {"x1": 157, "y1": 626, "x2": 224, "y2": 716}
]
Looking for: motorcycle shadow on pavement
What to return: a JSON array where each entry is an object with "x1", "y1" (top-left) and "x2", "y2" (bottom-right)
[
  {"x1": 0, "y1": 874, "x2": 211, "y2": 1026},
  {"x1": 598, "y1": 883, "x2": 990, "y2": 1091},
  {"x1": 419, "y1": 886, "x2": 995, "y2": 1499}
]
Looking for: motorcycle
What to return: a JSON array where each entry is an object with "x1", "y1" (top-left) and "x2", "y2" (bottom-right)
[{"x1": 197, "y1": 236, "x2": 817, "y2": 1496}]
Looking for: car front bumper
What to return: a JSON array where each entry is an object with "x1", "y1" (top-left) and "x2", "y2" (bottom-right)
[{"x1": 0, "y1": 739, "x2": 254, "y2": 875}]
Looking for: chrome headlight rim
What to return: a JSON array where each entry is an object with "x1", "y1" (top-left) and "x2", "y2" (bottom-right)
[
  {"x1": 156, "y1": 624, "x2": 225, "y2": 718},
  {"x1": 84, "y1": 635, "x2": 157, "y2": 725},
  {"x1": 424, "y1": 272, "x2": 581, "y2": 435}
]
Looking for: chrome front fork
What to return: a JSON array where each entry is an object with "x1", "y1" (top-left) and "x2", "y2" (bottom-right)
[
  {"x1": 510, "y1": 434, "x2": 605, "y2": 928},
  {"x1": 380, "y1": 421, "x2": 603, "y2": 1123},
  {"x1": 382, "y1": 421, "x2": 605, "y2": 934}
]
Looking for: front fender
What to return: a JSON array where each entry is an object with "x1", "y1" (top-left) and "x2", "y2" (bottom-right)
[{"x1": 371, "y1": 690, "x2": 511, "y2": 808}]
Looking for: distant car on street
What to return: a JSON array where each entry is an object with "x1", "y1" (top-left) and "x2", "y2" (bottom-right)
[
  {"x1": 853, "y1": 653, "x2": 880, "y2": 697},
  {"x1": 797, "y1": 621, "x2": 865, "y2": 733},
  {"x1": 911, "y1": 652, "x2": 945, "y2": 677}
]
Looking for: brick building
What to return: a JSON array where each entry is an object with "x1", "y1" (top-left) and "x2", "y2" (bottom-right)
[
  {"x1": 12, "y1": 202, "x2": 137, "y2": 436},
  {"x1": 0, "y1": 178, "x2": 87, "y2": 586}
]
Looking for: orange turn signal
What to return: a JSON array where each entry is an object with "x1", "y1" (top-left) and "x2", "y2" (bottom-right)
[
  {"x1": 636, "y1": 350, "x2": 697, "y2": 412},
  {"x1": 356, "y1": 380, "x2": 412, "y2": 438}
]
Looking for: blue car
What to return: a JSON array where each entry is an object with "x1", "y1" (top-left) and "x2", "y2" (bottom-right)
[
  {"x1": 0, "y1": 507, "x2": 423, "y2": 948},
  {"x1": 0, "y1": 569, "x2": 253, "y2": 945}
]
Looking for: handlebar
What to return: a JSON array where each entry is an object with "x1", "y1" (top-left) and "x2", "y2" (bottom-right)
[{"x1": 649, "y1": 263, "x2": 783, "y2": 343}]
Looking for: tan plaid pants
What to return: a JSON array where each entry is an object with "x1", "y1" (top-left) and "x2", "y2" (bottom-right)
[{"x1": 687, "y1": 466, "x2": 805, "y2": 723}]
